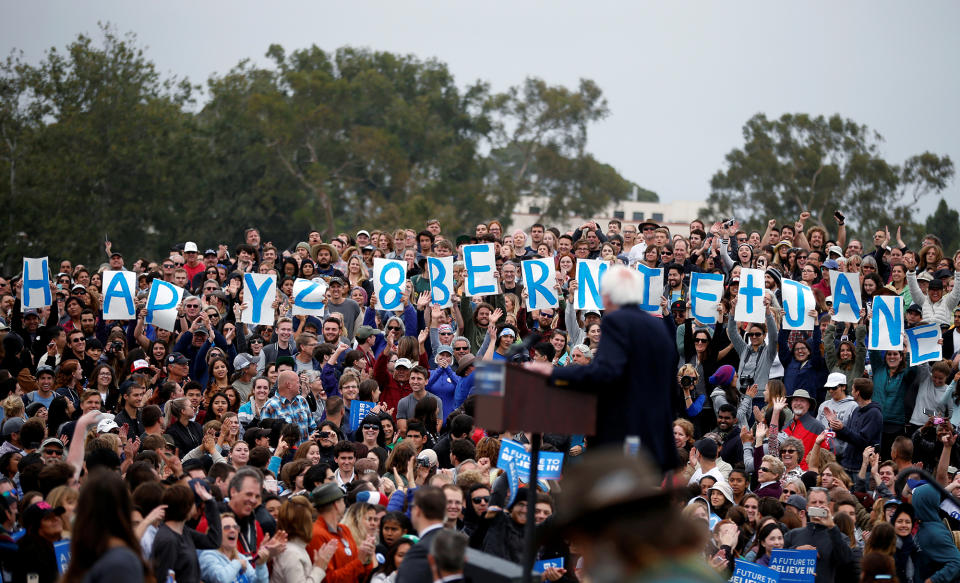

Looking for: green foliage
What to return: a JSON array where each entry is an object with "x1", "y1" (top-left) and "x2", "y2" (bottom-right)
[
  {"x1": 925, "y1": 198, "x2": 960, "y2": 253},
  {"x1": 702, "y1": 113, "x2": 954, "y2": 238},
  {"x1": 0, "y1": 25, "x2": 658, "y2": 272}
]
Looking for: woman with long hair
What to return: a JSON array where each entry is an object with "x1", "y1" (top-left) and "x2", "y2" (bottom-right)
[
  {"x1": 370, "y1": 537, "x2": 415, "y2": 583},
  {"x1": 62, "y1": 468, "x2": 153, "y2": 582},
  {"x1": 346, "y1": 255, "x2": 374, "y2": 301},
  {"x1": 917, "y1": 243, "x2": 943, "y2": 274},
  {"x1": 885, "y1": 263, "x2": 914, "y2": 307},
  {"x1": 164, "y1": 397, "x2": 203, "y2": 458},
  {"x1": 273, "y1": 496, "x2": 338, "y2": 583},
  {"x1": 869, "y1": 347, "x2": 914, "y2": 457},
  {"x1": 238, "y1": 377, "x2": 271, "y2": 429}
]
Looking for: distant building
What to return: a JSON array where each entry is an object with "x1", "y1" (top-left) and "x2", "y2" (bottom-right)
[{"x1": 509, "y1": 196, "x2": 706, "y2": 235}]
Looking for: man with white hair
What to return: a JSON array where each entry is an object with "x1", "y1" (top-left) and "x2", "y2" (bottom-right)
[{"x1": 526, "y1": 265, "x2": 678, "y2": 470}]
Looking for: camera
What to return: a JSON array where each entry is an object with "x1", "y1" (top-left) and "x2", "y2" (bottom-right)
[
  {"x1": 722, "y1": 218, "x2": 736, "y2": 228},
  {"x1": 111, "y1": 341, "x2": 124, "y2": 351},
  {"x1": 680, "y1": 375, "x2": 695, "y2": 388},
  {"x1": 834, "y1": 210, "x2": 845, "y2": 223},
  {"x1": 739, "y1": 375, "x2": 754, "y2": 390},
  {"x1": 317, "y1": 431, "x2": 331, "y2": 439},
  {"x1": 416, "y1": 458, "x2": 433, "y2": 468},
  {"x1": 808, "y1": 506, "x2": 829, "y2": 519}
]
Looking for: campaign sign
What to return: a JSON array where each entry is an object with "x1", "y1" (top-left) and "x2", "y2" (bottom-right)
[
  {"x1": 521, "y1": 258, "x2": 558, "y2": 311},
  {"x1": 241, "y1": 273, "x2": 277, "y2": 326},
  {"x1": 102, "y1": 270, "x2": 137, "y2": 320},
  {"x1": 829, "y1": 271, "x2": 861, "y2": 323},
  {"x1": 348, "y1": 400, "x2": 376, "y2": 433},
  {"x1": 497, "y1": 439, "x2": 564, "y2": 481},
  {"x1": 689, "y1": 272, "x2": 724, "y2": 325},
  {"x1": 906, "y1": 323, "x2": 942, "y2": 366},
  {"x1": 575, "y1": 259, "x2": 607, "y2": 311},
  {"x1": 373, "y1": 258, "x2": 407, "y2": 312},
  {"x1": 21, "y1": 257, "x2": 51, "y2": 309},
  {"x1": 732, "y1": 559, "x2": 779, "y2": 583},
  {"x1": 635, "y1": 263, "x2": 664, "y2": 315},
  {"x1": 291, "y1": 278, "x2": 327, "y2": 316},
  {"x1": 145, "y1": 279, "x2": 184, "y2": 332},
  {"x1": 735, "y1": 268, "x2": 767, "y2": 324},
  {"x1": 781, "y1": 280, "x2": 815, "y2": 331},
  {"x1": 463, "y1": 244, "x2": 497, "y2": 297},
  {"x1": 533, "y1": 557, "x2": 565, "y2": 573},
  {"x1": 427, "y1": 256, "x2": 454, "y2": 308},
  {"x1": 769, "y1": 548, "x2": 816, "y2": 583},
  {"x1": 55, "y1": 539, "x2": 71, "y2": 574},
  {"x1": 868, "y1": 295, "x2": 903, "y2": 350}
]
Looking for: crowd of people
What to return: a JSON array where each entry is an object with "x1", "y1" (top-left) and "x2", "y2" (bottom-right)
[{"x1": 0, "y1": 212, "x2": 957, "y2": 582}]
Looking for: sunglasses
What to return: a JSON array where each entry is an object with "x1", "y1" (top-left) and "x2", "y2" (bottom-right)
[
  {"x1": 387, "y1": 326, "x2": 401, "y2": 331},
  {"x1": 162, "y1": 264, "x2": 174, "y2": 268},
  {"x1": 43, "y1": 449, "x2": 63, "y2": 456},
  {"x1": 784, "y1": 489, "x2": 798, "y2": 495},
  {"x1": 439, "y1": 331, "x2": 453, "y2": 335},
  {"x1": 472, "y1": 496, "x2": 490, "y2": 504},
  {"x1": 454, "y1": 347, "x2": 470, "y2": 352},
  {"x1": 362, "y1": 424, "x2": 380, "y2": 431},
  {"x1": 540, "y1": 313, "x2": 554, "y2": 318},
  {"x1": 694, "y1": 338, "x2": 709, "y2": 344},
  {"x1": 782, "y1": 449, "x2": 797, "y2": 454},
  {"x1": 759, "y1": 466, "x2": 772, "y2": 473},
  {"x1": 747, "y1": 332, "x2": 763, "y2": 338},
  {"x1": 71, "y1": 338, "x2": 85, "y2": 343},
  {"x1": 75, "y1": 289, "x2": 87, "y2": 294},
  {"x1": 222, "y1": 523, "x2": 240, "y2": 531}
]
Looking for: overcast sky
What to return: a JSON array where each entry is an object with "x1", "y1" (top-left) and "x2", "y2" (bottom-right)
[{"x1": 5, "y1": 1, "x2": 958, "y2": 221}]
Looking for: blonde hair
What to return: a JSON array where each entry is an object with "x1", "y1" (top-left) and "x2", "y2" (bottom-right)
[
  {"x1": 340, "y1": 501, "x2": 375, "y2": 546},
  {"x1": 1, "y1": 395, "x2": 24, "y2": 419}
]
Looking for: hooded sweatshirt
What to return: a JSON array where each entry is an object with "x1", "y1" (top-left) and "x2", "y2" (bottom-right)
[
  {"x1": 834, "y1": 401, "x2": 883, "y2": 473},
  {"x1": 823, "y1": 322, "x2": 867, "y2": 386},
  {"x1": 816, "y1": 394, "x2": 858, "y2": 459},
  {"x1": 912, "y1": 484, "x2": 960, "y2": 583}
]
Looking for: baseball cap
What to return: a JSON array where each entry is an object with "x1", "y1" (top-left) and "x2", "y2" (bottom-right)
[
  {"x1": 35, "y1": 365, "x2": 55, "y2": 378},
  {"x1": 71, "y1": 284, "x2": 86, "y2": 293},
  {"x1": 110, "y1": 250, "x2": 123, "y2": 258},
  {"x1": 22, "y1": 501, "x2": 65, "y2": 530},
  {"x1": 233, "y1": 353, "x2": 257, "y2": 370},
  {"x1": 204, "y1": 248, "x2": 217, "y2": 257},
  {"x1": 822, "y1": 259, "x2": 839, "y2": 270},
  {"x1": 162, "y1": 434, "x2": 177, "y2": 449},
  {"x1": 328, "y1": 276, "x2": 345, "y2": 286},
  {"x1": 785, "y1": 494, "x2": 807, "y2": 511},
  {"x1": 917, "y1": 271, "x2": 934, "y2": 282},
  {"x1": 933, "y1": 268, "x2": 952, "y2": 279},
  {"x1": 183, "y1": 242, "x2": 199, "y2": 253},
  {"x1": 824, "y1": 372, "x2": 847, "y2": 388},
  {"x1": 498, "y1": 328, "x2": 516, "y2": 338},
  {"x1": 356, "y1": 230, "x2": 371, "y2": 238},
  {"x1": 97, "y1": 418, "x2": 120, "y2": 433},
  {"x1": 436, "y1": 345, "x2": 454, "y2": 356},
  {"x1": 584, "y1": 309, "x2": 601, "y2": 317},
  {"x1": 22, "y1": 308, "x2": 39, "y2": 318},
  {"x1": 693, "y1": 438, "x2": 718, "y2": 459},
  {"x1": 928, "y1": 279, "x2": 944, "y2": 291},
  {"x1": 40, "y1": 437, "x2": 64, "y2": 450},
  {"x1": 906, "y1": 303, "x2": 923, "y2": 314},
  {"x1": 354, "y1": 325, "x2": 377, "y2": 341},
  {"x1": 827, "y1": 245, "x2": 843, "y2": 257},
  {"x1": 193, "y1": 326, "x2": 209, "y2": 337},
  {"x1": 670, "y1": 300, "x2": 686, "y2": 312},
  {"x1": 417, "y1": 449, "x2": 439, "y2": 467},
  {"x1": 130, "y1": 359, "x2": 151, "y2": 374},
  {"x1": 362, "y1": 245, "x2": 375, "y2": 251},
  {"x1": 2, "y1": 417, "x2": 24, "y2": 436},
  {"x1": 168, "y1": 352, "x2": 189, "y2": 366},
  {"x1": 394, "y1": 358, "x2": 413, "y2": 369}
]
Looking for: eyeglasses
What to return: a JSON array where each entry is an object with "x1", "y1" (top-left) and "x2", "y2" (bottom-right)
[
  {"x1": 162, "y1": 264, "x2": 175, "y2": 269},
  {"x1": 185, "y1": 304, "x2": 200, "y2": 309},
  {"x1": 782, "y1": 449, "x2": 797, "y2": 454},
  {"x1": 222, "y1": 523, "x2": 240, "y2": 531},
  {"x1": 642, "y1": 226, "x2": 656, "y2": 232},
  {"x1": 747, "y1": 332, "x2": 763, "y2": 338},
  {"x1": 472, "y1": 496, "x2": 490, "y2": 504},
  {"x1": 362, "y1": 424, "x2": 379, "y2": 431},
  {"x1": 250, "y1": 338, "x2": 263, "y2": 344}
]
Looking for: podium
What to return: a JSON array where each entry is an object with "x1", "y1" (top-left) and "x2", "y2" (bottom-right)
[
  {"x1": 471, "y1": 362, "x2": 597, "y2": 582},
  {"x1": 474, "y1": 362, "x2": 597, "y2": 435}
]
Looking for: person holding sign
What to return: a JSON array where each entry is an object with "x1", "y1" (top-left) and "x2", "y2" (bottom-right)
[
  {"x1": 823, "y1": 316, "x2": 867, "y2": 388},
  {"x1": 868, "y1": 343, "x2": 916, "y2": 458},
  {"x1": 725, "y1": 293, "x2": 779, "y2": 398},
  {"x1": 906, "y1": 359, "x2": 954, "y2": 436}
]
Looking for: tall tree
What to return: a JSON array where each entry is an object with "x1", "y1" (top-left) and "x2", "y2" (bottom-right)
[
  {"x1": 484, "y1": 78, "x2": 640, "y2": 223},
  {"x1": 702, "y1": 113, "x2": 954, "y2": 237},
  {"x1": 925, "y1": 198, "x2": 960, "y2": 254}
]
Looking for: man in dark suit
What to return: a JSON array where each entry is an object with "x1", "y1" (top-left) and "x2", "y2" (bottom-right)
[
  {"x1": 428, "y1": 529, "x2": 468, "y2": 583},
  {"x1": 396, "y1": 486, "x2": 447, "y2": 583},
  {"x1": 526, "y1": 264, "x2": 678, "y2": 471}
]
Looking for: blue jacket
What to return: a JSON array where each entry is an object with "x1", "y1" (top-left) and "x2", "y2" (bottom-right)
[
  {"x1": 834, "y1": 401, "x2": 883, "y2": 472},
  {"x1": 913, "y1": 484, "x2": 960, "y2": 583},
  {"x1": 454, "y1": 371, "x2": 475, "y2": 409},
  {"x1": 427, "y1": 366, "x2": 460, "y2": 420},
  {"x1": 778, "y1": 327, "x2": 828, "y2": 400}
]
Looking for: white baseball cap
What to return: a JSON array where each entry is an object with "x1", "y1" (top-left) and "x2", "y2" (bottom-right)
[{"x1": 824, "y1": 372, "x2": 848, "y2": 388}]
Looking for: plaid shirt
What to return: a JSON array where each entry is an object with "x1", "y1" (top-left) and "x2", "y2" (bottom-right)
[{"x1": 260, "y1": 393, "x2": 317, "y2": 443}]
